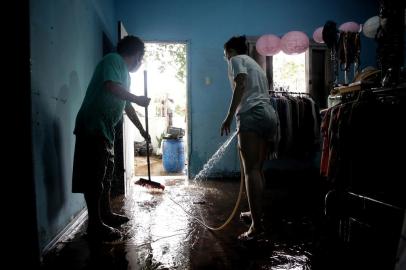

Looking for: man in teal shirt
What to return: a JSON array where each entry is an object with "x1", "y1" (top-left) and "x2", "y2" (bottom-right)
[{"x1": 72, "y1": 35, "x2": 150, "y2": 241}]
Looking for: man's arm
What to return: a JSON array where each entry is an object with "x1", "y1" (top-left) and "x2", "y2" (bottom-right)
[
  {"x1": 104, "y1": 81, "x2": 150, "y2": 107},
  {"x1": 124, "y1": 103, "x2": 150, "y2": 142}
]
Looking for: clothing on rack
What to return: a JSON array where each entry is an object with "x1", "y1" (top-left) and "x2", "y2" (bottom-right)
[
  {"x1": 327, "y1": 94, "x2": 342, "y2": 108},
  {"x1": 320, "y1": 88, "x2": 406, "y2": 206},
  {"x1": 269, "y1": 91, "x2": 321, "y2": 159}
]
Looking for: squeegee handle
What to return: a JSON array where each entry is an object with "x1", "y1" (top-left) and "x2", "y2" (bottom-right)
[{"x1": 144, "y1": 70, "x2": 151, "y2": 181}]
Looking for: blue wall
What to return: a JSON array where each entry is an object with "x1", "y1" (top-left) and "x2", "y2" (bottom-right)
[
  {"x1": 115, "y1": 0, "x2": 378, "y2": 177},
  {"x1": 30, "y1": 0, "x2": 116, "y2": 251}
]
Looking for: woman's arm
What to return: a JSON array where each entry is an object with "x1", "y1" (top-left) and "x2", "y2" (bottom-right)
[
  {"x1": 226, "y1": 73, "x2": 247, "y2": 119},
  {"x1": 221, "y1": 73, "x2": 247, "y2": 135}
]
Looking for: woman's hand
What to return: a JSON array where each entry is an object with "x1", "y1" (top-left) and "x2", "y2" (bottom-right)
[{"x1": 221, "y1": 115, "x2": 232, "y2": 136}]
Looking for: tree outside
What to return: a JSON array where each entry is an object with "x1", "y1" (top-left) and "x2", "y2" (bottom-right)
[
  {"x1": 144, "y1": 43, "x2": 186, "y2": 84},
  {"x1": 130, "y1": 42, "x2": 188, "y2": 154},
  {"x1": 273, "y1": 52, "x2": 306, "y2": 92}
]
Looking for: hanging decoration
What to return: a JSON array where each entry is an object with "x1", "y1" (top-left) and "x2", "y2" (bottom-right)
[
  {"x1": 313, "y1": 26, "x2": 324, "y2": 43},
  {"x1": 338, "y1": 21, "x2": 361, "y2": 32},
  {"x1": 281, "y1": 31, "x2": 309, "y2": 55},
  {"x1": 362, "y1": 16, "x2": 380, "y2": 38},
  {"x1": 256, "y1": 34, "x2": 282, "y2": 56}
]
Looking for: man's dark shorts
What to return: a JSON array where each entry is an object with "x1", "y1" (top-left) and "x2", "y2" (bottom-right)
[{"x1": 72, "y1": 133, "x2": 114, "y2": 193}]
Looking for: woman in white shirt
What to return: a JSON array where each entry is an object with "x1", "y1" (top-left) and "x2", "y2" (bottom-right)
[{"x1": 221, "y1": 36, "x2": 279, "y2": 241}]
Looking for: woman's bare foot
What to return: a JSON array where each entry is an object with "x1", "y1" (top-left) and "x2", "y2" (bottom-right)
[{"x1": 237, "y1": 225, "x2": 264, "y2": 241}]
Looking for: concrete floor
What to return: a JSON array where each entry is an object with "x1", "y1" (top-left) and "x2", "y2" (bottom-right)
[
  {"x1": 40, "y1": 172, "x2": 379, "y2": 270},
  {"x1": 35, "y1": 161, "x2": 402, "y2": 270}
]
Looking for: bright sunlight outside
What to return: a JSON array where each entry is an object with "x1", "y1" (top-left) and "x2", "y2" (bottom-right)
[
  {"x1": 129, "y1": 43, "x2": 187, "y2": 155},
  {"x1": 272, "y1": 52, "x2": 306, "y2": 92}
]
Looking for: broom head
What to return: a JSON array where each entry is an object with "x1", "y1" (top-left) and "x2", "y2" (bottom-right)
[{"x1": 134, "y1": 178, "x2": 165, "y2": 191}]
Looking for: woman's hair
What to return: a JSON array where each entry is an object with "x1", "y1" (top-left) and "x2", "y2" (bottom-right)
[
  {"x1": 224, "y1": 35, "x2": 248, "y2": 55},
  {"x1": 117, "y1": 35, "x2": 145, "y2": 57}
]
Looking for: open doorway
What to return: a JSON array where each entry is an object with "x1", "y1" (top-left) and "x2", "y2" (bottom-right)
[{"x1": 123, "y1": 42, "x2": 188, "y2": 179}]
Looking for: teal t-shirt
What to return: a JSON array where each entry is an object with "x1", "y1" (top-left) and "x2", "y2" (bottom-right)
[{"x1": 74, "y1": 53, "x2": 130, "y2": 143}]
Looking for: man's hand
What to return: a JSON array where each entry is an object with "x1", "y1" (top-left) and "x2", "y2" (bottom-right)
[
  {"x1": 141, "y1": 129, "x2": 151, "y2": 143},
  {"x1": 135, "y1": 96, "x2": 151, "y2": 107}
]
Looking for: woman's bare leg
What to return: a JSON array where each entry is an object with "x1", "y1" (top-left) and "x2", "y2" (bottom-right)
[{"x1": 238, "y1": 131, "x2": 266, "y2": 235}]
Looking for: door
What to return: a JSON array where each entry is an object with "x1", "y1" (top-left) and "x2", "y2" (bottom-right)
[{"x1": 306, "y1": 42, "x2": 331, "y2": 109}]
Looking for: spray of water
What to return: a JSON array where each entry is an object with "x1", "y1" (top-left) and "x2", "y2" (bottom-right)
[{"x1": 193, "y1": 131, "x2": 237, "y2": 181}]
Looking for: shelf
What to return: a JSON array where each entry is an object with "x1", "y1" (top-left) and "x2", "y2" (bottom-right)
[{"x1": 334, "y1": 81, "x2": 362, "y2": 94}]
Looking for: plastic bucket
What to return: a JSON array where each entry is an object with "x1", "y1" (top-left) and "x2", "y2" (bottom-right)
[{"x1": 162, "y1": 138, "x2": 185, "y2": 173}]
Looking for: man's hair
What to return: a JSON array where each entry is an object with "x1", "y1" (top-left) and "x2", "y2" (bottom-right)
[
  {"x1": 224, "y1": 35, "x2": 248, "y2": 55},
  {"x1": 117, "y1": 35, "x2": 145, "y2": 57}
]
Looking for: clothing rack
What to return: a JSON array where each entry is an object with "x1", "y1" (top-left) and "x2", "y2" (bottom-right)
[
  {"x1": 269, "y1": 90, "x2": 311, "y2": 95},
  {"x1": 329, "y1": 85, "x2": 406, "y2": 108},
  {"x1": 328, "y1": 95, "x2": 342, "y2": 100},
  {"x1": 370, "y1": 85, "x2": 406, "y2": 95},
  {"x1": 343, "y1": 85, "x2": 405, "y2": 101}
]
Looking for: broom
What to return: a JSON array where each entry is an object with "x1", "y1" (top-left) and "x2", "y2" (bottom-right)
[{"x1": 134, "y1": 70, "x2": 165, "y2": 191}]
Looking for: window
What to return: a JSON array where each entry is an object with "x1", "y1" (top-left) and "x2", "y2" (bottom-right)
[
  {"x1": 272, "y1": 52, "x2": 306, "y2": 92},
  {"x1": 247, "y1": 36, "x2": 331, "y2": 108}
]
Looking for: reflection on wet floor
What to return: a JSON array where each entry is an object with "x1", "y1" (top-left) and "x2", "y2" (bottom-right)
[{"x1": 41, "y1": 176, "x2": 327, "y2": 270}]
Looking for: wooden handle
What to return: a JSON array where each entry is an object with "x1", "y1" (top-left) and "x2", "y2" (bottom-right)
[{"x1": 144, "y1": 70, "x2": 151, "y2": 181}]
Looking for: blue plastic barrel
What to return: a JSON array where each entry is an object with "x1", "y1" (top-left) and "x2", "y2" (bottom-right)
[{"x1": 162, "y1": 138, "x2": 185, "y2": 173}]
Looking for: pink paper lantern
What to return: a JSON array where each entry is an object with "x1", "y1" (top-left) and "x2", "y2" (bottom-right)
[
  {"x1": 256, "y1": 34, "x2": 281, "y2": 56},
  {"x1": 281, "y1": 31, "x2": 309, "y2": 55},
  {"x1": 313, "y1": 26, "x2": 324, "y2": 43},
  {"x1": 339, "y1": 21, "x2": 360, "y2": 32}
]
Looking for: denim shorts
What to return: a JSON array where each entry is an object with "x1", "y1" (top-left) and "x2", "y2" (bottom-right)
[{"x1": 236, "y1": 103, "x2": 279, "y2": 140}]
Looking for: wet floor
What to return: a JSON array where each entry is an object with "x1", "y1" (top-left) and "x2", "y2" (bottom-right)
[{"x1": 40, "y1": 176, "x2": 358, "y2": 270}]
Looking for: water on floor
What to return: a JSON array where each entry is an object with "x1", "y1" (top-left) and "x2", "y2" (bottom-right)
[{"x1": 41, "y1": 175, "x2": 334, "y2": 270}]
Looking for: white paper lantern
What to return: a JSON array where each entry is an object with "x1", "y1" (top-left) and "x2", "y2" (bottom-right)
[{"x1": 362, "y1": 16, "x2": 380, "y2": 38}]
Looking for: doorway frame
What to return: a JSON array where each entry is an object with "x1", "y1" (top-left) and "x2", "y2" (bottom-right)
[{"x1": 123, "y1": 39, "x2": 191, "y2": 187}]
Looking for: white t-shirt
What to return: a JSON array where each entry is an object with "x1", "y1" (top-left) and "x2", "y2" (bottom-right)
[{"x1": 228, "y1": 55, "x2": 270, "y2": 114}]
